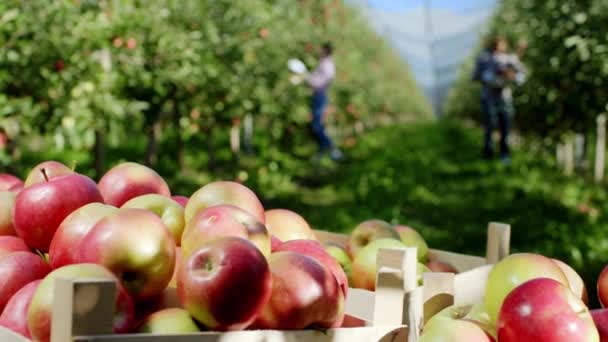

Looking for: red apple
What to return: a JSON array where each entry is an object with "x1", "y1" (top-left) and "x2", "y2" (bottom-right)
[
  {"x1": 552, "y1": 258, "x2": 587, "y2": 305},
  {"x1": 0, "y1": 191, "x2": 17, "y2": 236},
  {"x1": 394, "y1": 224, "x2": 428, "y2": 262},
  {"x1": 591, "y1": 309, "x2": 608, "y2": 342},
  {"x1": 484, "y1": 253, "x2": 569, "y2": 324},
  {"x1": 598, "y1": 265, "x2": 608, "y2": 308},
  {"x1": 171, "y1": 196, "x2": 189, "y2": 208},
  {"x1": 122, "y1": 194, "x2": 185, "y2": 246},
  {"x1": 23, "y1": 161, "x2": 73, "y2": 187},
  {"x1": 264, "y1": 209, "x2": 315, "y2": 242},
  {"x1": 77, "y1": 208, "x2": 176, "y2": 301},
  {"x1": 275, "y1": 239, "x2": 348, "y2": 297},
  {"x1": 184, "y1": 181, "x2": 265, "y2": 224},
  {"x1": 0, "y1": 236, "x2": 30, "y2": 260},
  {"x1": 347, "y1": 219, "x2": 399, "y2": 257},
  {"x1": 254, "y1": 251, "x2": 344, "y2": 330},
  {"x1": 13, "y1": 172, "x2": 104, "y2": 252},
  {"x1": 138, "y1": 308, "x2": 200, "y2": 334},
  {"x1": 48, "y1": 202, "x2": 118, "y2": 269},
  {"x1": 0, "y1": 252, "x2": 50, "y2": 313},
  {"x1": 178, "y1": 237, "x2": 271, "y2": 331},
  {"x1": 27, "y1": 263, "x2": 136, "y2": 342},
  {"x1": 426, "y1": 259, "x2": 459, "y2": 274},
  {"x1": 0, "y1": 279, "x2": 41, "y2": 338},
  {"x1": 98, "y1": 162, "x2": 171, "y2": 207},
  {"x1": 0, "y1": 174, "x2": 23, "y2": 192},
  {"x1": 181, "y1": 205, "x2": 270, "y2": 258},
  {"x1": 497, "y1": 278, "x2": 599, "y2": 341}
]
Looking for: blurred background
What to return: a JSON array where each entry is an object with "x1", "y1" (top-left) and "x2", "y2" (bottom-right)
[{"x1": 2, "y1": 0, "x2": 608, "y2": 304}]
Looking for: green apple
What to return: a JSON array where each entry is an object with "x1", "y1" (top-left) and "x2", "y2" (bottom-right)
[
  {"x1": 122, "y1": 194, "x2": 185, "y2": 246},
  {"x1": 394, "y1": 225, "x2": 428, "y2": 262},
  {"x1": 421, "y1": 304, "x2": 495, "y2": 342},
  {"x1": 347, "y1": 219, "x2": 400, "y2": 257},
  {"x1": 138, "y1": 308, "x2": 200, "y2": 334},
  {"x1": 325, "y1": 244, "x2": 353, "y2": 285}
]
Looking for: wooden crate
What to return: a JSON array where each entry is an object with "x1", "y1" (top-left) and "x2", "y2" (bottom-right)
[{"x1": 0, "y1": 248, "x2": 423, "y2": 342}]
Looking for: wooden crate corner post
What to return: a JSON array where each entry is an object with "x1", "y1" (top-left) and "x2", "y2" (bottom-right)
[{"x1": 485, "y1": 222, "x2": 511, "y2": 264}]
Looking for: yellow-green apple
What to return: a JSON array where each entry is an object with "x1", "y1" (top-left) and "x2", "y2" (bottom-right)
[
  {"x1": 275, "y1": 239, "x2": 348, "y2": 297},
  {"x1": 122, "y1": 194, "x2": 185, "y2": 246},
  {"x1": 426, "y1": 259, "x2": 459, "y2": 274},
  {"x1": 48, "y1": 203, "x2": 118, "y2": 269},
  {"x1": 552, "y1": 258, "x2": 587, "y2": 305},
  {"x1": 497, "y1": 278, "x2": 599, "y2": 342},
  {"x1": 171, "y1": 195, "x2": 189, "y2": 208},
  {"x1": 27, "y1": 263, "x2": 136, "y2": 342},
  {"x1": 0, "y1": 191, "x2": 17, "y2": 236},
  {"x1": 264, "y1": 209, "x2": 315, "y2": 242},
  {"x1": 394, "y1": 224, "x2": 428, "y2": 262},
  {"x1": 0, "y1": 174, "x2": 23, "y2": 192},
  {"x1": 138, "y1": 308, "x2": 200, "y2": 334},
  {"x1": 347, "y1": 219, "x2": 399, "y2": 257},
  {"x1": 254, "y1": 251, "x2": 344, "y2": 329},
  {"x1": 0, "y1": 236, "x2": 30, "y2": 260},
  {"x1": 421, "y1": 304, "x2": 495, "y2": 342},
  {"x1": 324, "y1": 243, "x2": 353, "y2": 285},
  {"x1": 181, "y1": 205, "x2": 270, "y2": 258},
  {"x1": 352, "y1": 238, "x2": 413, "y2": 290},
  {"x1": 0, "y1": 252, "x2": 50, "y2": 312},
  {"x1": 591, "y1": 309, "x2": 608, "y2": 342},
  {"x1": 184, "y1": 181, "x2": 265, "y2": 224},
  {"x1": 13, "y1": 173, "x2": 103, "y2": 251},
  {"x1": 23, "y1": 161, "x2": 73, "y2": 187},
  {"x1": 0, "y1": 279, "x2": 41, "y2": 338},
  {"x1": 98, "y1": 162, "x2": 171, "y2": 207},
  {"x1": 484, "y1": 253, "x2": 569, "y2": 323},
  {"x1": 178, "y1": 237, "x2": 271, "y2": 331},
  {"x1": 77, "y1": 208, "x2": 176, "y2": 301}
]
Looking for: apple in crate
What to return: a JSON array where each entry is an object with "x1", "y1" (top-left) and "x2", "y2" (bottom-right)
[
  {"x1": 420, "y1": 304, "x2": 495, "y2": 342},
  {"x1": 394, "y1": 224, "x2": 428, "y2": 262},
  {"x1": 48, "y1": 203, "x2": 118, "y2": 269},
  {"x1": 497, "y1": 278, "x2": 599, "y2": 341},
  {"x1": 178, "y1": 237, "x2": 271, "y2": 331},
  {"x1": 347, "y1": 219, "x2": 399, "y2": 257},
  {"x1": 0, "y1": 191, "x2": 17, "y2": 236},
  {"x1": 552, "y1": 258, "x2": 587, "y2": 304},
  {"x1": 0, "y1": 252, "x2": 51, "y2": 312},
  {"x1": 184, "y1": 181, "x2": 265, "y2": 224},
  {"x1": 254, "y1": 251, "x2": 344, "y2": 329},
  {"x1": 181, "y1": 204, "x2": 270, "y2": 258},
  {"x1": 171, "y1": 195, "x2": 189, "y2": 208},
  {"x1": 0, "y1": 236, "x2": 30, "y2": 259},
  {"x1": 122, "y1": 194, "x2": 185, "y2": 246},
  {"x1": 0, "y1": 173, "x2": 23, "y2": 192},
  {"x1": 13, "y1": 172, "x2": 103, "y2": 252},
  {"x1": 264, "y1": 209, "x2": 315, "y2": 242},
  {"x1": 0, "y1": 279, "x2": 41, "y2": 338},
  {"x1": 596, "y1": 265, "x2": 608, "y2": 308},
  {"x1": 98, "y1": 162, "x2": 171, "y2": 207},
  {"x1": 484, "y1": 253, "x2": 568, "y2": 323},
  {"x1": 325, "y1": 243, "x2": 353, "y2": 285},
  {"x1": 28, "y1": 263, "x2": 136, "y2": 342},
  {"x1": 138, "y1": 308, "x2": 200, "y2": 334},
  {"x1": 426, "y1": 259, "x2": 458, "y2": 273},
  {"x1": 23, "y1": 161, "x2": 73, "y2": 187},
  {"x1": 275, "y1": 239, "x2": 348, "y2": 297},
  {"x1": 591, "y1": 309, "x2": 608, "y2": 342},
  {"x1": 77, "y1": 208, "x2": 176, "y2": 301}
]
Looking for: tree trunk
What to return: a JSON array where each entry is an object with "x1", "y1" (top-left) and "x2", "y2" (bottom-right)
[
  {"x1": 94, "y1": 129, "x2": 106, "y2": 179},
  {"x1": 145, "y1": 121, "x2": 159, "y2": 167}
]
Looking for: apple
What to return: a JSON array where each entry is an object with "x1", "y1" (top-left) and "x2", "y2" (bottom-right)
[
  {"x1": 264, "y1": 209, "x2": 315, "y2": 242},
  {"x1": 352, "y1": 238, "x2": 409, "y2": 290},
  {"x1": 0, "y1": 252, "x2": 50, "y2": 313},
  {"x1": 77, "y1": 208, "x2": 175, "y2": 301},
  {"x1": 178, "y1": 237, "x2": 271, "y2": 331},
  {"x1": 0, "y1": 279, "x2": 41, "y2": 338},
  {"x1": 270, "y1": 235, "x2": 282, "y2": 252},
  {"x1": 23, "y1": 161, "x2": 73, "y2": 187},
  {"x1": 325, "y1": 243, "x2": 353, "y2": 285},
  {"x1": 181, "y1": 205, "x2": 270, "y2": 258},
  {"x1": 597, "y1": 265, "x2": 608, "y2": 308},
  {"x1": 0, "y1": 174, "x2": 23, "y2": 192},
  {"x1": 168, "y1": 247, "x2": 182, "y2": 288},
  {"x1": 27, "y1": 263, "x2": 136, "y2": 342},
  {"x1": 394, "y1": 224, "x2": 428, "y2": 262},
  {"x1": 254, "y1": 251, "x2": 344, "y2": 329},
  {"x1": 138, "y1": 308, "x2": 200, "y2": 334},
  {"x1": 552, "y1": 258, "x2": 587, "y2": 305},
  {"x1": 48, "y1": 203, "x2": 118, "y2": 269},
  {"x1": 347, "y1": 219, "x2": 399, "y2": 257},
  {"x1": 0, "y1": 191, "x2": 17, "y2": 236},
  {"x1": 171, "y1": 195, "x2": 189, "y2": 208},
  {"x1": 275, "y1": 239, "x2": 348, "y2": 297},
  {"x1": 591, "y1": 309, "x2": 608, "y2": 342},
  {"x1": 484, "y1": 253, "x2": 569, "y2": 323},
  {"x1": 497, "y1": 278, "x2": 599, "y2": 341},
  {"x1": 421, "y1": 304, "x2": 495, "y2": 342},
  {"x1": 98, "y1": 162, "x2": 171, "y2": 207},
  {"x1": 426, "y1": 259, "x2": 459, "y2": 273},
  {"x1": 122, "y1": 194, "x2": 185, "y2": 246},
  {"x1": 13, "y1": 172, "x2": 104, "y2": 251},
  {"x1": 0, "y1": 236, "x2": 30, "y2": 260},
  {"x1": 184, "y1": 181, "x2": 265, "y2": 224}
]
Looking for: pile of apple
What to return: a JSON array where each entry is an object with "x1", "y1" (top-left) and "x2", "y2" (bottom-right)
[
  {"x1": 0, "y1": 160, "x2": 358, "y2": 341},
  {"x1": 419, "y1": 252, "x2": 608, "y2": 342}
]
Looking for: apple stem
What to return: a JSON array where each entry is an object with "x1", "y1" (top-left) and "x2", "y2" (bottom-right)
[{"x1": 40, "y1": 168, "x2": 49, "y2": 182}]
